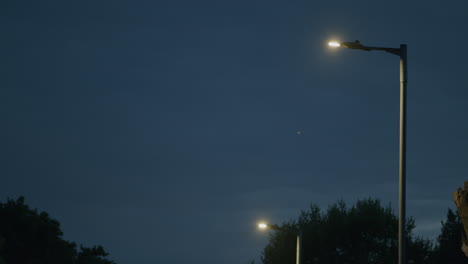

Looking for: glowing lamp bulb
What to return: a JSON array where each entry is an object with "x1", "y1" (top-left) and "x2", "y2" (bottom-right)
[
  {"x1": 258, "y1": 223, "x2": 268, "y2": 229},
  {"x1": 328, "y1": 41, "x2": 341, "y2": 47}
]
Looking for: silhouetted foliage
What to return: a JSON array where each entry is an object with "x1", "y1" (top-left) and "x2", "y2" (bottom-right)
[
  {"x1": 76, "y1": 245, "x2": 115, "y2": 264},
  {"x1": 261, "y1": 198, "x2": 434, "y2": 264},
  {"x1": 0, "y1": 197, "x2": 115, "y2": 264},
  {"x1": 433, "y1": 208, "x2": 466, "y2": 264}
]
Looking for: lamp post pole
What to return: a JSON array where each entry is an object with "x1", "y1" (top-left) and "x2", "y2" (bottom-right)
[
  {"x1": 328, "y1": 40, "x2": 408, "y2": 264},
  {"x1": 399, "y1": 44, "x2": 407, "y2": 264},
  {"x1": 296, "y1": 229, "x2": 302, "y2": 264}
]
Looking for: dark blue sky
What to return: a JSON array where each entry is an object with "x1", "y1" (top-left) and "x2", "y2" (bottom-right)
[{"x1": 2, "y1": 0, "x2": 468, "y2": 263}]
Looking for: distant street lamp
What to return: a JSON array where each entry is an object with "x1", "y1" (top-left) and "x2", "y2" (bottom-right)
[
  {"x1": 258, "y1": 223, "x2": 302, "y2": 264},
  {"x1": 328, "y1": 40, "x2": 408, "y2": 264}
]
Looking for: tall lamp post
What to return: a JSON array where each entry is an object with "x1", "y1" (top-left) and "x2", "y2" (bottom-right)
[
  {"x1": 258, "y1": 223, "x2": 302, "y2": 264},
  {"x1": 328, "y1": 40, "x2": 407, "y2": 264}
]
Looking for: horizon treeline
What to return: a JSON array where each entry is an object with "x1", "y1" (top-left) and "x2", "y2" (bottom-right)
[
  {"x1": 260, "y1": 198, "x2": 466, "y2": 264},
  {"x1": 0, "y1": 197, "x2": 115, "y2": 264},
  {"x1": 1, "y1": 196, "x2": 466, "y2": 264}
]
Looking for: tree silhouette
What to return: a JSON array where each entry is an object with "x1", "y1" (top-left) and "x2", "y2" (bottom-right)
[
  {"x1": 77, "y1": 245, "x2": 115, "y2": 264},
  {"x1": 261, "y1": 198, "x2": 433, "y2": 264},
  {"x1": 0, "y1": 197, "x2": 115, "y2": 264},
  {"x1": 434, "y1": 208, "x2": 466, "y2": 264}
]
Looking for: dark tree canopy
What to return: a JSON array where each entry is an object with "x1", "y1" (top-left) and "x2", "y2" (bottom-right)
[
  {"x1": 261, "y1": 199, "x2": 434, "y2": 264},
  {"x1": 0, "y1": 197, "x2": 115, "y2": 264},
  {"x1": 434, "y1": 208, "x2": 466, "y2": 264}
]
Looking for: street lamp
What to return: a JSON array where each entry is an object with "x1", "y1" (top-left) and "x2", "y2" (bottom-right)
[
  {"x1": 258, "y1": 222, "x2": 302, "y2": 264},
  {"x1": 328, "y1": 39, "x2": 408, "y2": 264}
]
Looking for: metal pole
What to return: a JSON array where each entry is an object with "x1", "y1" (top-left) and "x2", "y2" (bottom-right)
[
  {"x1": 398, "y1": 44, "x2": 407, "y2": 264},
  {"x1": 296, "y1": 230, "x2": 302, "y2": 264}
]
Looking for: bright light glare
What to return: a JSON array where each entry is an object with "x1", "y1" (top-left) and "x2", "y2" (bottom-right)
[
  {"x1": 258, "y1": 223, "x2": 268, "y2": 229},
  {"x1": 328, "y1": 41, "x2": 341, "y2": 47}
]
